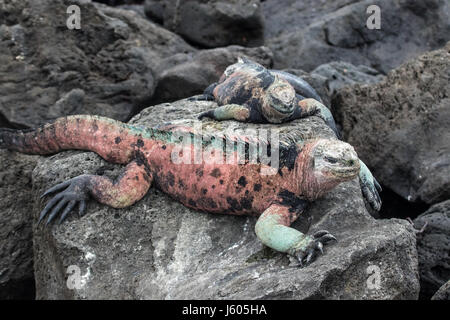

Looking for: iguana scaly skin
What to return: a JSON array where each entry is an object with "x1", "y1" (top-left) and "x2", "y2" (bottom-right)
[{"x1": 1, "y1": 115, "x2": 362, "y2": 266}]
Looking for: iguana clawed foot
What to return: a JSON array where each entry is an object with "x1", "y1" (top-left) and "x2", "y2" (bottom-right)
[
  {"x1": 291, "y1": 230, "x2": 337, "y2": 267},
  {"x1": 39, "y1": 175, "x2": 91, "y2": 225},
  {"x1": 358, "y1": 160, "x2": 382, "y2": 211}
]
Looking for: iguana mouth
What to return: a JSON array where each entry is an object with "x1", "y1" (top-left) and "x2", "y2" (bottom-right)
[
  {"x1": 330, "y1": 164, "x2": 360, "y2": 178},
  {"x1": 272, "y1": 104, "x2": 294, "y2": 114}
]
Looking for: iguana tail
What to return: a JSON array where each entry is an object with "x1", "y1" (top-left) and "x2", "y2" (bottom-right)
[{"x1": 0, "y1": 115, "x2": 141, "y2": 164}]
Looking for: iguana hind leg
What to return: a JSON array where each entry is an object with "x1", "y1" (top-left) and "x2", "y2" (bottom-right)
[
  {"x1": 255, "y1": 203, "x2": 337, "y2": 267},
  {"x1": 39, "y1": 160, "x2": 153, "y2": 225}
]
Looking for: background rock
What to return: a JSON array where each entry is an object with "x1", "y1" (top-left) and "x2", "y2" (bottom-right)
[
  {"x1": 0, "y1": 150, "x2": 39, "y2": 299},
  {"x1": 31, "y1": 99, "x2": 419, "y2": 299},
  {"x1": 0, "y1": 0, "x2": 194, "y2": 128},
  {"x1": 149, "y1": 45, "x2": 273, "y2": 105},
  {"x1": 431, "y1": 280, "x2": 450, "y2": 300},
  {"x1": 144, "y1": 0, "x2": 264, "y2": 48},
  {"x1": 332, "y1": 42, "x2": 450, "y2": 206},
  {"x1": 279, "y1": 62, "x2": 384, "y2": 109},
  {"x1": 312, "y1": 62, "x2": 384, "y2": 96},
  {"x1": 413, "y1": 200, "x2": 450, "y2": 299},
  {"x1": 263, "y1": 0, "x2": 450, "y2": 73}
]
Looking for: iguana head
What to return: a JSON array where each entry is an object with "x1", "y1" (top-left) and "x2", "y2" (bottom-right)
[
  {"x1": 262, "y1": 77, "x2": 296, "y2": 123},
  {"x1": 296, "y1": 139, "x2": 360, "y2": 199}
]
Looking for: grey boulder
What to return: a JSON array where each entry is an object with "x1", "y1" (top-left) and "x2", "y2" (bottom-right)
[
  {"x1": 413, "y1": 200, "x2": 450, "y2": 299},
  {"x1": 332, "y1": 42, "x2": 450, "y2": 205},
  {"x1": 263, "y1": 0, "x2": 450, "y2": 73},
  {"x1": 144, "y1": 0, "x2": 264, "y2": 48},
  {"x1": 0, "y1": 0, "x2": 194, "y2": 127},
  {"x1": 0, "y1": 150, "x2": 39, "y2": 299},
  {"x1": 431, "y1": 280, "x2": 450, "y2": 300}
]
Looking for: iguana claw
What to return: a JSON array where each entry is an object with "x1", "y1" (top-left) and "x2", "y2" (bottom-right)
[
  {"x1": 359, "y1": 160, "x2": 382, "y2": 211},
  {"x1": 38, "y1": 175, "x2": 91, "y2": 225},
  {"x1": 293, "y1": 230, "x2": 337, "y2": 267}
]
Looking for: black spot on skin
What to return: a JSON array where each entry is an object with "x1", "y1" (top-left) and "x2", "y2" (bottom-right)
[
  {"x1": 178, "y1": 179, "x2": 186, "y2": 190},
  {"x1": 240, "y1": 195, "x2": 254, "y2": 210},
  {"x1": 219, "y1": 179, "x2": 224, "y2": 185},
  {"x1": 210, "y1": 168, "x2": 221, "y2": 178},
  {"x1": 212, "y1": 185, "x2": 216, "y2": 189},
  {"x1": 167, "y1": 171, "x2": 175, "y2": 187},
  {"x1": 248, "y1": 101, "x2": 265, "y2": 122},
  {"x1": 201, "y1": 188, "x2": 207, "y2": 195},
  {"x1": 143, "y1": 172, "x2": 151, "y2": 184},
  {"x1": 135, "y1": 175, "x2": 139, "y2": 181},
  {"x1": 257, "y1": 70, "x2": 275, "y2": 89},
  {"x1": 196, "y1": 168, "x2": 204, "y2": 177},
  {"x1": 188, "y1": 199, "x2": 197, "y2": 207},
  {"x1": 278, "y1": 189, "x2": 309, "y2": 212},
  {"x1": 226, "y1": 197, "x2": 242, "y2": 212},
  {"x1": 206, "y1": 198, "x2": 217, "y2": 208},
  {"x1": 238, "y1": 176, "x2": 247, "y2": 187},
  {"x1": 279, "y1": 144, "x2": 299, "y2": 171},
  {"x1": 254, "y1": 184, "x2": 262, "y2": 192},
  {"x1": 198, "y1": 197, "x2": 218, "y2": 209},
  {"x1": 162, "y1": 145, "x2": 166, "y2": 150},
  {"x1": 115, "y1": 137, "x2": 122, "y2": 144},
  {"x1": 245, "y1": 190, "x2": 249, "y2": 195},
  {"x1": 136, "y1": 139, "x2": 144, "y2": 148},
  {"x1": 92, "y1": 122, "x2": 98, "y2": 132}
]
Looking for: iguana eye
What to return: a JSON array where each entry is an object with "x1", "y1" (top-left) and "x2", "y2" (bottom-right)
[{"x1": 325, "y1": 156, "x2": 338, "y2": 164}]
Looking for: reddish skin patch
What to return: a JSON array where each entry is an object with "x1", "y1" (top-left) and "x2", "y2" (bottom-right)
[
  {"x1": 3, "y1": 115, "x2": 346, "y2": 215},
  {"x1": 261, "y1": 204, "x2": 300, "y2": 227},
  {"x1": 90, "y1": 161, "x2": 152, "y2": 208}
]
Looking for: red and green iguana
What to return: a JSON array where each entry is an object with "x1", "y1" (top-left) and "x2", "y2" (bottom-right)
[
  {"x1": 0, "y1": 60, "x2": 381, "y2": 266},
  {"x1": 0, "y1": 114, "x2": 380, "y2": 266}
]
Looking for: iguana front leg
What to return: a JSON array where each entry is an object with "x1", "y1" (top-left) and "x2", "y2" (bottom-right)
[
  {"x1": 39, "y1": 160, "x2": 153, "y2": 225},
  {"x1": 255, "y1": 203, "x2": 337, "y2": 267},
  {"x1": 188, "y1": 82, "x2": 218, "y2": 102},
  {"x1": 359, "y1": 160, "x2": 382, "y2": 211},
  {"x1": 198, "y1": 104, "x2": 250, "y2": 122},
  {"x1": 289, "y1": 98, "x2": 341, "y2": 139}
]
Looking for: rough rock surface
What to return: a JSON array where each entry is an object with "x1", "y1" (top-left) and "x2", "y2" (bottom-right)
[
  {"x1": 150, "y1": 45, "x2": 273, "y2": 104},
  {"x1": 332, "y1": 42, "x2": 450, "y2": 205},
  {"x1": 0, "y1": 150, "x2": 39, "y2": 299},
  {"x1": 30, "y1": 99, "x2": 419, "y2": 299},
  {"x1": 144, "y1": 0, "x2": 264, "y2": 48},
  {"x1": 263, "y1": 0, "x2": 450, "y2": 73},
  {"x1": 431, "y1": 280, "x2": 450, "y2": 300},
  {"x1": 279, "y1": 62, "x2": 384, "y2": 109},
  {"x1": 0, "y1": 0, "x2": 194, "y2": 127},
  {"x1": 413, "y1": 200, "x2": 450, "y2": 299},
  {"x1": 312, "y1": 62, "x2": 384, "y2": 96}
]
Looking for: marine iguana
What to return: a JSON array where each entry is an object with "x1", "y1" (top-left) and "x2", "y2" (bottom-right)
[
  {"x1": 0, "y1": 114, "x2": 378, "y2": 266},
  {"x1": 193, "y1": 58, "x2": 382, "y2": 211},
  {"x1": 191, "y1": 57, "x2": 339, "y2": 137}
]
